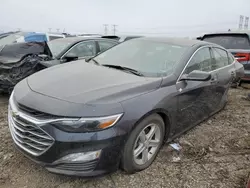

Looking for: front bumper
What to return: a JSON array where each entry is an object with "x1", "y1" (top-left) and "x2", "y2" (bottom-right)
[
  {"x1": 8, "y1": 96, "x2": 126, "y2": 177},
  {"x1": 9, "y1": 121, "x2": 126, "y2": 177}
]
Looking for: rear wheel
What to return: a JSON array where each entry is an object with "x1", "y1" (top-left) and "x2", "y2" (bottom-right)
[{"x1": 121, "y1": 114, "x2": 165, "y2": 174}]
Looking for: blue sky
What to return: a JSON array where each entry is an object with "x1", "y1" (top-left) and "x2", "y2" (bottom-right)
[{"x1": 0, "y1": 0, "x2": 250, "y2": 37}]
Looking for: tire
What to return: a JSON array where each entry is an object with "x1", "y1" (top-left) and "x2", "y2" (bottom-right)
[{"x1": 121, "y1": 114, "x2": 165, "y2": 174}]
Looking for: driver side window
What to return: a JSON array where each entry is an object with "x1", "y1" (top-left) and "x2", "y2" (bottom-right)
[
  {"x1": 65, "y1": 41, "x2": 96, "y2": 57},
  {"x1": 184, "y1": 47, "x2": 212, "y2": 74}
]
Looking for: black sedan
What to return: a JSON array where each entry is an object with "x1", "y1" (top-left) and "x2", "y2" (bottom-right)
[{"x1": 8, "y1": 37, "x2": 243, "y2": 177}]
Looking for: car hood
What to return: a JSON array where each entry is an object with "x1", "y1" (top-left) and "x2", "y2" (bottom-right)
[
  {"x1": 0, "y1": 41, "x2": 53, "y2": 64},
  {"x1": 27, "y1": 60, "x2": 162, "y2": 104}
]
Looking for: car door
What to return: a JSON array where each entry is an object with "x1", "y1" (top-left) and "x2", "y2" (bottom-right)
[
  {"x1": 62, "y1": 40, "x2": 97, "y2": 61},
  {"x1": 210, "y1": 47, "x2": 235, "y2": 110},
  {"x1": 175, "y1": 47, "x2": 219, "y2": 134},
  {"x1": 97, "y1": 40, "x2": 118, "y2": 54}
]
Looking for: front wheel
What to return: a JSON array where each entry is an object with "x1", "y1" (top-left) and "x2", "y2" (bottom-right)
[{"x1": 121, "y1": 114, "x2": 165, "y2": 174}]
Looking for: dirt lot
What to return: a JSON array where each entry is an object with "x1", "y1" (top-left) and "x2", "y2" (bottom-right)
[{"x1": 0, "y1": 87, "x2": 250, "y2": 188}]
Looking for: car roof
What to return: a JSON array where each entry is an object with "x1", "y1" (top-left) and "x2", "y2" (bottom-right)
[
  {"x1": 50, "y1": 37, "x2": 118, "y2": 43},
  {"x1": 136, "y1": 37, "x2": 209, "y2": 47},
  {"x1": 201, "y1": 30, "x2": 250, "y2": 37}
]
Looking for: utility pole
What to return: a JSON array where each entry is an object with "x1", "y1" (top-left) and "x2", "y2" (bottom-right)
[
  {"x1": 48, "y1": 28, "x2": 52, "y2": 32},
  {"x1": 103, "y1": 24, "x2": 108, "y2": 35},
  {"x1": 56, "y1": 28, "x2": 60, "y2": 33},
  {"x1": 239, "y1": 15, "x2": 244, "y2": 29},
  {"x1": 112, "y1": 24, "x2": 118, "y2": 35},
  {"x1": 244, "y1": 17, "x2": 249, "y2": 30}
]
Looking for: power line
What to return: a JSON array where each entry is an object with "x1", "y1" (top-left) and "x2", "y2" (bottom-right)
[
  {"x1": 103, "y1": 24, "x2": 108, "y2": 35},
  {"x1": 119, "y1": 26, "x2": 234, "y2": 35},
  {"x1": 244, "y1": 17, "x2": 249, "y2": 30},
  {"x1": 130, "y1": 21, "x2": 237, "y2": 31},
  {"x1": 112, "y1": 24, "x2": 118, "y2": 35},
  {"x1": 239, "y1": 15, "x2": 244, "y2": 29}
]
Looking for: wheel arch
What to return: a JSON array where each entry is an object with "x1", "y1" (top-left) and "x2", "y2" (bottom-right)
[{"x1": 131, "y1": 108, "x2": 172, "y2": 140}]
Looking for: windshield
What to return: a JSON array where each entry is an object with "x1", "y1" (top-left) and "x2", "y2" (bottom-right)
[
  {"x1": 47, "y1": 39, "x2": 73, "y2": 58},
  {"x1": 0, "y1": 32, "x2": 28, "y2": 47},
  {"x1": 202, "y1": 34, "x2": 250, "y2": 49},
  {"x1": 94, "y1": 39, "x2": 187, "y2": 77}
]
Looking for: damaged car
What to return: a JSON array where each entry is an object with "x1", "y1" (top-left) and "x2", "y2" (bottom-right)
[
  {"x1": 0, "y1": 37, "x2": 119, "y2": 93},
  {"x1": 8, "y1": 37, "x2": 244, "y2": 177},
  {"x1": 0, "y1": 41, "x2": 53, "y2": 93}
]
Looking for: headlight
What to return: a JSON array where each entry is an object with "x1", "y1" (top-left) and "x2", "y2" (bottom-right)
[{"x1": 51, "y1": 113, "x2": 123, "y2": 133}]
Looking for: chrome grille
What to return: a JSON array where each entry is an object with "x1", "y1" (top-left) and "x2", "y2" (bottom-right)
[{"x1": 8, "y1": 95, "x2": 54, "y2": 156}]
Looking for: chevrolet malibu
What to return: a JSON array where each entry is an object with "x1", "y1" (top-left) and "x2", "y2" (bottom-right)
[{"x1": 8, "y1": 37, "x2": 244, "y2": 177}]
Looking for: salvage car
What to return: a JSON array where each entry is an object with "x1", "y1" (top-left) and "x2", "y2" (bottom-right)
[
  {"x1": 0, "y1": 37, "x2": 119, "y2": 93},
  {"x1": 8, "y1": 37, "x2": 244, "y2": 177},
  {"x1": 198, "y1": 31, "x2": 250, "y2": 85}
]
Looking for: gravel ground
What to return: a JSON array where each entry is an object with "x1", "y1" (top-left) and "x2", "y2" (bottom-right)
[{"x1": 0, "y1": 87, "x2": 250, "y2": 188}]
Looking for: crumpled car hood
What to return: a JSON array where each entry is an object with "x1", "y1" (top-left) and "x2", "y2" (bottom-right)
[
  {"x1": 0, "y1": 41, "x2": 52, "y2": 64},
  {"x1": 27, "y1": 60, "x2": 162, "y2": 104}
]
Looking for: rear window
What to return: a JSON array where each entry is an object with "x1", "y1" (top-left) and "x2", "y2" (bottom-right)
[{"x1": 202, "y1": 34, "x2": 250, "y2": 49}]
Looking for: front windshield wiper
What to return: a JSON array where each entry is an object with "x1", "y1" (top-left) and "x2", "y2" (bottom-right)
[
  {"x1": 101, "y1": 64, "x2": 144, "y2": 76},
  {"x1": 85, "y1": 57, "x2": 99, "y2": 65}
]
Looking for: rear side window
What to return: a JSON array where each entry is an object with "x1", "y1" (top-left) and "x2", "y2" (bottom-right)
[
  {"x1": 211, "y1": 48, "x2": 229, "y2": 70},
  {"x1": 202, "y1": 34, "x2": 250, "y2": 49}
]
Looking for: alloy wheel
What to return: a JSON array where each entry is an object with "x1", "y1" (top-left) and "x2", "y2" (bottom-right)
[{"x1": 133, "y1": 123, "x2": 161, "y2": 165}]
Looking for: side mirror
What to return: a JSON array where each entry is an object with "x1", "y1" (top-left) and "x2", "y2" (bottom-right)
[
  {"x1": 62, "y1": 54, "x2": 78, "y2": 62},
  {"x1": 180, "y1": 70, "x2": 211, "y2": 82}
]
